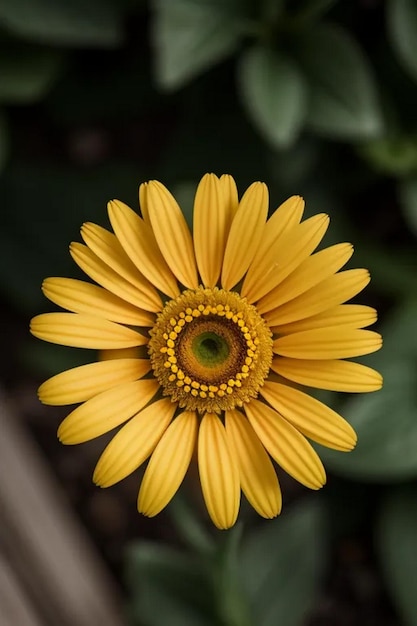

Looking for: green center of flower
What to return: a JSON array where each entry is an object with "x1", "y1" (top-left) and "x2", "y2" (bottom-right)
[
  {"x1": 148, "y1": 287, "x2": 273, "y2": 413},
  {"x1": 193, "y1": 332, "x2": 229, "y2": 367}
]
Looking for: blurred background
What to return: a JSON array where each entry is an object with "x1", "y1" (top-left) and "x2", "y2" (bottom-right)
[{"x1": 2, "y1": 0, "x2": 417, "y2": 624}]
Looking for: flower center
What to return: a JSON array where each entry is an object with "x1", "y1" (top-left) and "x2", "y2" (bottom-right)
[
  {"x1": 148, "y1": 287, "x2": 273, "y2": 413},
  {"x1": 192, "y1": 331, "x2": 230, "y2": 366}
]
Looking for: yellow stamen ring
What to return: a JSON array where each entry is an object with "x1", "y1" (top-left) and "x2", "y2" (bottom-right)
[{"x1": 149, "y1": 287, "x2": 273, "y2": 413}]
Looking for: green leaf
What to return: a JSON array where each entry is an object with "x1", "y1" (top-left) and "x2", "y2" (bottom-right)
[
  {"x1": 321, "y1": 360, "x2": 417, "y2": 481},
  {"x1": 398, "y1": 177, "x2": 417, "y2": 237},
  {"x1": 0, "y1": 46, "x2": 64, "y2": 104},
  {"x1": 239, "y1": 500, "x2": 324, "y2": 626},
  {"x1": 215, "y1": 524, "x2": 251, "y2": 626},
  {"x1": 152, "y1": 0, "x2": 245, "y2": 89},
  {"x1": 0, "y1": 0, "x2": 124, "y2": 48},
  {"x1": 377, "y1": 486, "x2": 417, "y2": 626},
  {"x1": 238, "y1": 46, "x2": 308, "y2": 148},
  {"x1": 350, "y1": 241, "x2": 417, "y2": 299},
  {"x1": 376, "y1": 297, "x2": 417, "y2": 363},
  {"x1": 322, "y1": 300, "x2": 417, "y2": 481},
  {"x1": 126, "y1": 542, "x2": 217, "y2": 626},
  {"x1": 296, "y1": 23, "x2": 383, "y2": 139},
  {"x1": 388, "y1": 0, "x2": 417, "y2": 82},
  {"x1": 169, "y1": 494, "x2": 215, "y2": 555},
  {"x1": 360, "y1": 136, "x2": 417, "y2": 178}
]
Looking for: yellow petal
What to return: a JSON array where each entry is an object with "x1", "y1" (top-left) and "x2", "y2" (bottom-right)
[
  {"x1": 221, "y1": 182, "x2": 269, "y2": 290},
  {"x1": 272, "y1": 357, "x2": 383, "y2": 392},
  {"x1": 39, "y1": 358, "x2": 151, "y2": 405},
  {"x1": 273, "y1": 327, "x2": 382, "y2": 359},
  {"x1": 257, "y1": 242, "x2": 353, "y2": 312},
  {"x1": 30, "y1": 312, "x2": 147, "y2": 349},
  {"x1": 80, "y1": 222, "x2": 154, "y2": 293},
  {"x1": 240, "y1": 196, "x2": 304, "y2": 299},
  {"x1": 138, "y1": 411, "x2": 198, "y2": 517},
  {"x1": 58, "y1": 378, "x2": 159, "y2": 444},
  {"x1": 262, "y1": 268, "x2": 370, "y2": 323},
  {"x1": 198, "y1": 413, "x2": 240, "y2": 529},
  {"x1": 219, "y1": 174, "x2": 239, "y2": 219},
  {"x1": 193, "y1": 174, "x2": 232, "y2": 288},
  {"x1": 42, "y1": 277, "x2": 154, "y2": 326},
  {"x1": 146, "y1": 181, "x2": 198, "y2": 289},
  {"x1": 139, "y1": 182, "x2": 150, "y2": 222},
  {"x1": 244, "y1": 399, "x2": 326, "y2": 490},
  {"x1": 260, "y1": 382, "x2": 357, "y2": 451},
  {"x1": 70, "y1": 242, "x2": 162, "y2": 312},
  {"x1": 245, "y1": 194, "x2": 304, "y2": 278},
  {"x1": 93, "y1": 398, "x2": 176, "y2": 487},
  {"x1": 225, "y1": 409, "x2": 282, "y2": 518},
  {"x1": 271, "y1": 304, "x2": 377, "y2": 335},
  {"x1": 243, "y1": 211, "x2": 329, "y2": 303},
  {"x1": 108, "y1": 199, "x2": 179, "y2": 298}
]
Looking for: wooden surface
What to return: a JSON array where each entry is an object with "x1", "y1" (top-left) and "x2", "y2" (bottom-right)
[{"x1": 0, "y1": 388, "x2": 125, "y2": 626}]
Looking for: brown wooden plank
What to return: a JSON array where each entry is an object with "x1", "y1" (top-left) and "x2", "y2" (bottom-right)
[
  {"x1": 0, "y1": 388, "x2": 125, "y2": 626},
  {"x1": 0, "y1": 555, "x2": 44, "y2": 626}
]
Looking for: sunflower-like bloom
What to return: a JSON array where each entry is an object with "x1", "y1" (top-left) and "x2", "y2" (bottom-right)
[{"x1": 30, "y1": 174, "x2": 382, "y2": 529}]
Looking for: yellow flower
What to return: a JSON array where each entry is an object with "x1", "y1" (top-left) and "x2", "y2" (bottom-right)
[{"x1": 30, "y1": 174, "x2": 382, "y2": 529}]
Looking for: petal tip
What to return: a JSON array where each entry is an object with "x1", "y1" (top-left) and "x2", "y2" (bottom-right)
[
  {"x1": 92, "y1": 468, "x2": 106, "y2": 487},
  {"x1": 258, "y1": 500, "x2": 282, "y2": 519},
  {"x1": 57, "y1": 428, "x2": 71, "y2": 445},
  {"x1": 212, "y1": 518, "x2": 237, "y2": 531},
  {"x1": 372, "y1": 371, "x2": 383, "y2": 390}
]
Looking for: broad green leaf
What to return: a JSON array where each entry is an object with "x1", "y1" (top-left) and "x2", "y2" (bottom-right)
[
  {"x1": 296, "y1": 23, "x2": 383, "y2": 138},
  {"x1": 239, "y1": 500, "x2": 324, "y2": 626},
  {"x1": 0, "y1": 0, "x2": 123, "y2": 48},
  {"x1": 322, "y1": 300, "x2": 417, "y2": 480},
  {"x1": 388, "y1": 0, "x2": 417, "y2": 82},
  {"x1": 351, "y1": 242, "x2": 417, "y2": 298},
  {"x1": 321, "y1": 360, "x2": 417, "y2": 481},
  {"x1": 169, "y1": 494, "x2": 215, "y2": 555},
  {"x1": 126, "y1": 541, "x2": 217, "y2": 626},
  {"x1": 152, "y1": 0, "x2": 245, "y2": 89},
  {"x1": 215, "y1": 525, "x2": 251, "y2": 626},
  {"x1": 398, "y1": 177, "x2": 417, "y2": 237},
  {"x1": 377, "y1": 486, "x2": 417, "y2": 626},
  {"x1": 374, "y1": 298, "x2": 417, "y2": 363},
  {"x1": 0, "y1": 47, "x2": 64, "y2": 104},
  {"x1": 238, "y1": 46, "x2": 308, "y2": 148},
  {"x1": 360, "y1": 136, "x2": 417, "y2": 178}
]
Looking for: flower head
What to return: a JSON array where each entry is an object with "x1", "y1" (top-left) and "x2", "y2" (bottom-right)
[{"x1": 30, "y1": 174, "x2": 382, "y2": 529}]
